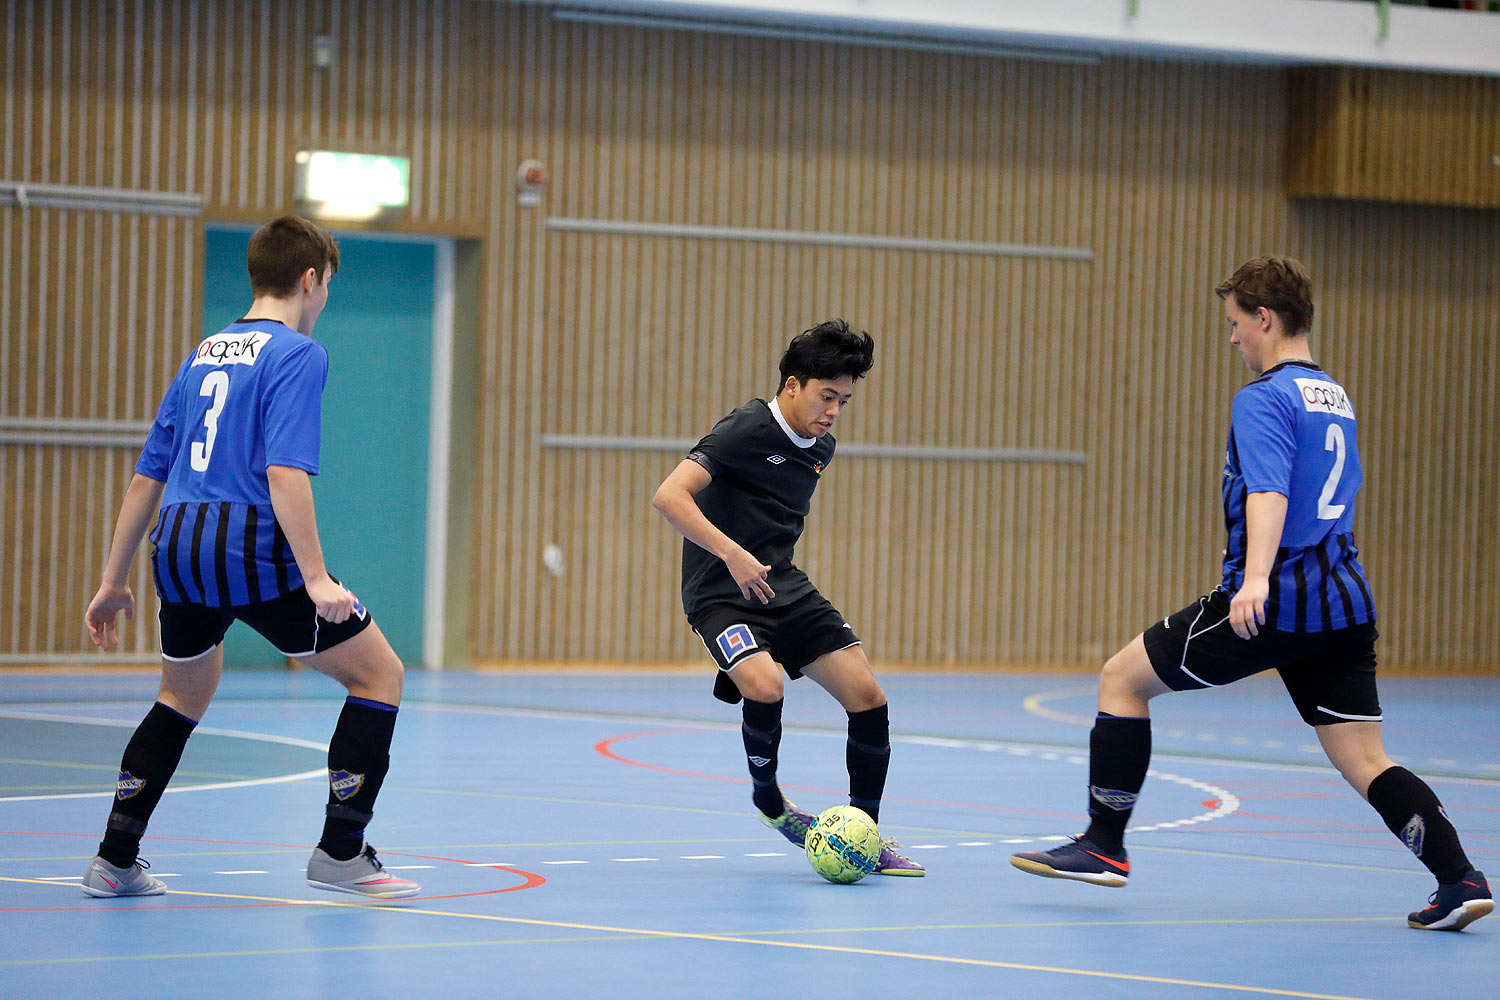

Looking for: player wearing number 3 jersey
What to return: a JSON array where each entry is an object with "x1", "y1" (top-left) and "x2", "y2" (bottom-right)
[
  {"x1": 1010, "y1": 257, "x2": 1490, "y2": 932},
  {"x1": 140, "y1": 318, "x2": 327, "y2": 605},
  {"x1": 80, "y1": 216, "x2": 420, "y2": 901}
]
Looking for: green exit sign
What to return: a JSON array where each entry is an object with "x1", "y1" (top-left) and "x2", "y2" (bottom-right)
[{"x1": 294, "y1": 150, "x2": 410, "y2": 221}]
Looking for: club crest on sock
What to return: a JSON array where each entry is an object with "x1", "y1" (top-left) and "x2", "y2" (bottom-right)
[
  {"x1": 116, "y1": 771, "x2": 146, "y2": 800},
  {"x1": 329, "y1": 769, "x2": 366, "y2": 801},
  {"x1": 1401, "y1": 814, "x2": 1426, "y2": 857},
  {"x1": 1089, "y1": 785, "x2": 1138, "y2": 811}
]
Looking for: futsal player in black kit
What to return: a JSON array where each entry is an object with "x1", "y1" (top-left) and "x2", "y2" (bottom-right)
[{"x1": 652, "y1": 319, "x2": 923, "y2": 876}]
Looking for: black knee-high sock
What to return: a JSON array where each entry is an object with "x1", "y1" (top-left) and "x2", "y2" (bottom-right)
[
  {"x1": 1081, "y1": 713, "x2": 1152, "y2": 854},
  {"x1": 742, "y1": 698, "x2": 785, "y2": 818},
  {"x1": 847, "y1": 703, "x2": 890, "y2": 824},
  {"x1": 1366, "y1": 765, "x2": 1473, "y2": 884},
  {"x1": 98, "y1": 701, "x2": 197, "y2": 867},
  {"x1": 318, "y1": 696, "x2": 398, "y2": 860}
]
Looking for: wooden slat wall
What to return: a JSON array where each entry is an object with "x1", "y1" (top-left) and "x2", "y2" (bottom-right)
[
  {"x1": 3, "y1": 1, "x2": 1497, "y2": 671},
  {"x1": 1287, "y1": 66, "x2": 1500, "y2": 209}
]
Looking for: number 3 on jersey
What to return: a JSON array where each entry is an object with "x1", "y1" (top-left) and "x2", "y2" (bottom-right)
[
  {"x1": 1317, "y1": 423, "x2": 1346, "y2": 521},
  {"x1": 190, "y1": 371, "x2": 230, "y2": 472}
]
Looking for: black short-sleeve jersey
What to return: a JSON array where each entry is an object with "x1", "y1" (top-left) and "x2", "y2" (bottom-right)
[{"x1": 680, "y1": 398, "x2": 835, "y2": 616}]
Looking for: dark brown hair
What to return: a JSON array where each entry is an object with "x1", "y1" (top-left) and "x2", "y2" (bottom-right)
[
  {"x1": 246, "y1": 215, "x2": 340, "y2": 297},
  {"x1": 1215, "y1": 256, "x2": 1314, "y2": 335}
]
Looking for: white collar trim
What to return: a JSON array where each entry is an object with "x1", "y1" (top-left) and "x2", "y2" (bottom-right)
[{"x1": 768, "y1": 397, "x2": 817, "y2": 449}]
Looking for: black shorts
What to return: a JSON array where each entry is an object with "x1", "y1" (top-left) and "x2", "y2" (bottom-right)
[
  {"x1": 1143, "y1": 590, "x2": 1381, "y2": 727},
  {"x1": 688, "y1": 592, "x2": 862, "y2": 704},
  {"x1": 158, "y1": 585, "x2": 373, "y2": 661}
]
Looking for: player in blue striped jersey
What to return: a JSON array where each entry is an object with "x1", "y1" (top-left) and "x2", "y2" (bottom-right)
[
  {"x1": 1012, "y1": 257, "x2": 1490, "y2": 932},
  {"x1": 80, "y1": 216, "x2": 420, "y2": 900}
]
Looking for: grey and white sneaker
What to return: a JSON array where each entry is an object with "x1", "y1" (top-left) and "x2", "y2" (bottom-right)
[
  {"x1": 81, "y1": 855, "x2": 167, "y2": 897},
  {"x1": 306, "y1": 843, "x2": 421, "y2": 899}
]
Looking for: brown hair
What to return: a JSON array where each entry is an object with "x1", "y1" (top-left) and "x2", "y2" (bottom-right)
[
  {"x1": 246, "y1": 215, "x2": 340, "y2": 297},
  {"x1": 1214, "y1": 256, "x2": 1314, "y2": 335}
]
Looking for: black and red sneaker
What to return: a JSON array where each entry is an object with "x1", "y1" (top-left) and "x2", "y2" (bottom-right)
[
  {"x1": 1408, "y1": 870, "x2": 1492, "y2": 931},
  {"x1": 1010, "y1": 836, "x2": 1130, "y2": 888}
]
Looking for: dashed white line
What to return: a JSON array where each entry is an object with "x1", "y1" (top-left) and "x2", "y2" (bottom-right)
[{"x1": 611, "y1": 857, "x2": 658, "y2": 863}]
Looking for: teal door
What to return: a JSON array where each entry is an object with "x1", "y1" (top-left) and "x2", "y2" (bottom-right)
[{"x1": 202, "y1": 228, "x2": 435, "y2": 667}]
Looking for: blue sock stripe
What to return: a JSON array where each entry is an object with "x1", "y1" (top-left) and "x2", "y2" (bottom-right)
[
  {"x1": 156, "y1": 701, "x2": 200, "y2": 726},
  {"x1": 346, "y1": 695, "x2": 398, "y2": 713}
]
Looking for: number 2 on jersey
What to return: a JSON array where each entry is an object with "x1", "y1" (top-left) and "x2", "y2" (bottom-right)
[
  {"x1": 1317, "y1": 423, "x2": 1346, "y2": 521},
  {"x1": 190, "y1": 371, "x2": 230, "y2": 471}
]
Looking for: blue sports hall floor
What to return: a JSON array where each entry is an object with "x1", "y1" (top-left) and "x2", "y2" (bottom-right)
[{"x1": 2, "y1": 667, "x2": 1495, "y2": 999}]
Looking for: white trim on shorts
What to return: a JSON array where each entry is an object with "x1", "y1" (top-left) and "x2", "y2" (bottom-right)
[
  {"x1": 160, "y1": 643, "x2": 222, "y2": 663},
  {"x1": 1315, "y1": 705, "x2": 1384, "y2": 722},
  {"x1": 277, "y1": 604, "x2": 323, "y2": 659},
  {"x1": 1175, "y1": 597, "x2": 1234, "y2": 688}
]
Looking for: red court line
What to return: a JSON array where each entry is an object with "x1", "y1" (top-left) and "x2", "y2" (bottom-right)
[
  {"x1": 0, "y1": 830, "x2": 546, "y2": 909},
  {"x1": 593, "y1": 728, "x2": 1085, "y2": 819}
]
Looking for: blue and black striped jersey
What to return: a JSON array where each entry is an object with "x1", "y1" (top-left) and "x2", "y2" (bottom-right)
[
  {"x1": 1220, "y1": 360, "x2": 1376, "y2": 632},
  {"x1": 136, "y1": 320, "x2": 328, "y2": 606}
]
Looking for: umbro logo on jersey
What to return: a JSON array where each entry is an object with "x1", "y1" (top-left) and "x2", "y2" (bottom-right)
[
  {"x1": 767, "y1": 454, "x2": 786, "y2": 465},
  {"x1": 192, "y1": 330, "x2": 271, "y2": 367}
]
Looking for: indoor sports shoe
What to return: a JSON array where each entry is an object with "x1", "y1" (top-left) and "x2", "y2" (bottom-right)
[
  {"x1": 81, "y1": 855, "x2": 167, "y2": 897},
  {"x1": 874, "y1": 841, "x2": 925, "y2": 876},
  {"x1": 306, "y1": 843, "x2": 422, "y2": 899},
  {"x1": 758, "y1": 796, "x2": 816, "y2": 848},
  {"x1": 1010, "y1": 836, "x2": 1130, "y2": 887},
  {"x1": 1407, "y1": 870, "x2": 1493, "y2": 931}
]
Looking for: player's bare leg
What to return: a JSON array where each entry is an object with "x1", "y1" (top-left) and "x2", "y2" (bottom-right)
[
  {"x1": 82, "y1": 646, "x2": 222, "y2": 897},
  {"x1": 803, "y1": 645, "x2": 921, "y2": 875},
  {"x1": 1013, "y1": 634, "x2": 1165, "y2": 887},
  {"x1": 297, "y1": 623, "x2": 419, "y2": 898},
  {"x1": 1320, "y1": 721, "x2": 1491, "y2": 930}
]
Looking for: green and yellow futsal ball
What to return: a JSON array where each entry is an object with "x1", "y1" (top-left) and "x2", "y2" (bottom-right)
[{"x1": 805, "y1": 805, "x2": 881, "y2": 883}]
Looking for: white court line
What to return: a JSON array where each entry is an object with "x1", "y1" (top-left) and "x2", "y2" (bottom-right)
[{"x1": 0, "y1": 709, "x2": 327, "y2": 803}]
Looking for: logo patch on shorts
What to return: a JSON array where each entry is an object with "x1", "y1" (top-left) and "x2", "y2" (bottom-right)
[
  {"x1": 1401, "y1": 814, "x2": 1426, "y2": 857},
  {"x1": 116, "y1": 772, "x2": 146, "y2": 800},
  {"x1": 329, "y1": 769, "x2": 365, "y2": 801},
  {"x1": 1089, "y1": 785, "x2": 1138, "y2": 811},
  {"x1": 716, "y1": 623, "x2": 757, "y2": 662}
]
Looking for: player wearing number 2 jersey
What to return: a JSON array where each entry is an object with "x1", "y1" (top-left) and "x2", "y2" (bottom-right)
[
  {"x1": 1011, "y1": 257, "x2": 1490, "y2": 932},
  {"x1": 80, "y1": 216, "x2": 420, "y2": 900}
]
